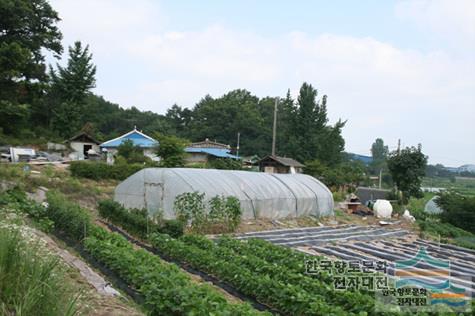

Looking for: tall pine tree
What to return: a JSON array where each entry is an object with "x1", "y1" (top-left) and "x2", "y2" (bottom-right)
[{"x1": 49, "y1": 41, "x2": 96, "y2": 137}]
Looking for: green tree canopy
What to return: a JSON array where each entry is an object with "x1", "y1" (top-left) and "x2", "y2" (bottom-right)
[
  {"x1": 371, "y1": 138, "x2": 388, "y2": 163},
  {"x1": 117, "y1": 139, "x2": 148, "y2": 164},
  {"x1": 436, "y1": 192, "x2": 475, "y2": 234},
  {"x1": 49, "y1": 41, "x2": 96, "y2": 136},
  {"x1": 155, "y1": 133, "x2": 189, "y2": 167},
  {"x1": 0, "y1": 0, "x2": 62, "y2": 134},
  {"x1": 387, "y1": 145, "x2": 428, "y2": 203}
]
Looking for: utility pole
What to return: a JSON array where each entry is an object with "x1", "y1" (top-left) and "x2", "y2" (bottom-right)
[
  {"x1": 236, "y1": 132, "x2": 240, "y2": 157},
  {"x1": 272, "y1": 97, "x2": 278, "y2": 156},
  {"x1": 397, "y1": 139, "x2": 401, "y2": 154},
  {"x1": 379, "y1": 169, "x2": 382, "y2": 189}
]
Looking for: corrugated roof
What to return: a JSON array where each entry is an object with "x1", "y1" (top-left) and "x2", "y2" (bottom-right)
[
  {"x1": 100, "y1": 128, "x2": 158, "y2": 148},
  {"x1": 185, "y1": 147, "x2": 240, "y2": 159},
  {"x1": 189, "y1": 138, "x2": 230, "y2": 149},
  {"x1": 66, "y1": 132, "x2": 100, "y2": 144},
  {"x1": 259, "y1": 155, "x2": 305, "y2": 167}
]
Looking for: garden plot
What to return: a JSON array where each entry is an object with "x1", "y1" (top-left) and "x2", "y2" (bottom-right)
[
  {"x1": 237, "y1": 225, "x2": 475, "y2": 296},
  {"x1": 236, "y1": 224, "x2": 409, "y2": 246}
]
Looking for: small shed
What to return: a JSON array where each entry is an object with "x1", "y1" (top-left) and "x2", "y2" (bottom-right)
[
  {"x1": 65, "y1": 132, "x2": 100, "y2": 160},
  {"x1": 185, "y1": 138, "x2": 239, "y2": 164},
  {"x1": 355, "y1": 187, "x2": 390, "y2": 205},
  {"x1": 100, "y1": 127, "x2": 158, "y2": 162},
  {"x1": 258, "y1": 155, "x2": 304, "y2": 174}
]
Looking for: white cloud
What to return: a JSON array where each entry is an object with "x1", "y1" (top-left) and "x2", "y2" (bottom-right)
[
  {"x1": 48, "y1": 0, "x2": 475, "y2": 165},
  {"x1": 395, "y1": 0, "x2": 475, "y2": 51}
]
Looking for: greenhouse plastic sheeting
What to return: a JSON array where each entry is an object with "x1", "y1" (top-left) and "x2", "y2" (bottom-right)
[
  {"x1": 424, "y1": 196, "x2": 443, "y2": 214},
  {"x1": 114, "y1": 168, "x2": 334, "y2": 220}
]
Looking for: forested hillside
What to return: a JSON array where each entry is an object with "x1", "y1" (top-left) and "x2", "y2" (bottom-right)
[{"x1": 0, "y1": 0, "x2": 345, "y2": 163}]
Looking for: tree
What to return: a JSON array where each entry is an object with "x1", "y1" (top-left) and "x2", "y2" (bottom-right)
[
  {"x1": 155, "y1": 134, "x2": 189, "y2": 167},
  {"x1": 305, "y1": 159, "x2": 366, "y2": 191},
  {"x1": 0, "y1": 0, "x2": 62, "y2": 133},
  {"x1": 117, "y1": 139, "x2": 147, "y2": 164},
  {"x1": 436, "y1": 192, "x2": 475, "y2": 234},
  {"x1": 387, "y1": 145, "x2": 428, "y2": 203},
  {"x1": 188, "y1": 90, "x2": 269, "y2": 156},
  {"x1": 289, "y1": 83, "x2": 345, "y2": 164},
  {"x1": 165, "y1": 104, "x2": 193, "y2": 137},
  {"x1": 49, "y1": 41, "x2": 96, "y2": 136},
  {"x1": 371, "y1": 138, "x2": 388, "y2": 163}
]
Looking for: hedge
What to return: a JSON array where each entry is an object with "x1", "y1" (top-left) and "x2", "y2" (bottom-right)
[
  {"x1": 69, "y1": 161, "x2": 145, "y2": 180},
  {"x1": 98, "y1": 200, "x2": 184, "y2": 238},
  {"x1": 46, "y1": 191, "x2": 93, "y2": 241}
]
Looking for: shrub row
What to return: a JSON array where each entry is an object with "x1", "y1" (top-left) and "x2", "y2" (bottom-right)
[
  {"x1": 98, "y1": 199, "x2": 184, "y2": 238},
  {"x1": 84, "y1": 232, "x2": 265, "y2": 315},
  {"x1": 150, "y1": 233, "x2": 351, "y2": 315},
  {"x1": 69, "y1": 161, "x2": 145, "y2": 180},
  {"x1": 46, "y1": 191, "x2": 93, "y2": 241}
]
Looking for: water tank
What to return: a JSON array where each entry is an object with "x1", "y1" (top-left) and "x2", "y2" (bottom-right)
[{"x1": 373, "y1": 199, "x2": 393, "y2": 218}]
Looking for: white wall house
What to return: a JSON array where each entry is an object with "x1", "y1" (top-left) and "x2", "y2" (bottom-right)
[{"x1": 65, "y1": 132, "x2": 101, "y2": 160}]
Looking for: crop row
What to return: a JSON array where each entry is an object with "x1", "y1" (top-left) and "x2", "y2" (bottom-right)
[
  {"x1": 85, "y1": 231, "x2": 264, "y2": 315},
  {"x1": 150, "y1": 233, "x2": 353, "y2": 315},
  {"x1": 96, "y1": 199, "x2": 378, "y2": 315},
  {"x1": 44, "y1": 191, "x2": 266, "y2": 315}
]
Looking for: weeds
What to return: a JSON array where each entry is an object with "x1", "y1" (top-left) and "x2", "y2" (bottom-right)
[{"x1": 0, "y1": 227, "x2": 79, "y2": 316}]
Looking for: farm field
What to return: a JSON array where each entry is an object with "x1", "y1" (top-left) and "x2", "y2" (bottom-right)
[
  {"x1": 1, "y1": 164, "x2": 474, "y2": 314},
  {"x1": 422, "y1": 177, "x2": 475, "y2": 197},
  {"x1": 236, "y1": 225, "x2": 475, "y2": 298}
]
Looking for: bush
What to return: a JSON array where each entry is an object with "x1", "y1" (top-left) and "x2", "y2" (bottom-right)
[
  {"x1": 174, "y1": 192, "x2": 207, "y2": 228},
  {"x1": 209, "y1": 195, "x2": 242, "y2": 232},
  {"x1": 117, "y1": 139, "x2": 150, "y2": 164},
  {"x1": 98, "y1": 200, "x2": 184, "y2": 238},
  {"x1": 161, "y1": 219, "x2": 185, "y2": 238},
  {"x1": 46, "y1": 191, "x2": 93, "y2": 241},
  {"x1": 207, "y1": 158, "x2": 242, "y2": 170},
  {"x1": 99, "y1": 200, "x2": 158, "y2": 238},
  {"x1": 436, "y1": 191, "x2": 475, "y2": 234},
  {"x1": 0, "y1": 188, "x2": 54, "y2": 232},
  {"x1": 69, "y1": 160, "x2": 145, "y2": 180},
  {"x1": 174, "y1": 192, "x2": 242, "y2": 233}
]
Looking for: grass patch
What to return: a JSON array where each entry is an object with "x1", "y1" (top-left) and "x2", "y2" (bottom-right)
[{"x1": 0, "y1": 227, "x2": 79, "y2": 316}]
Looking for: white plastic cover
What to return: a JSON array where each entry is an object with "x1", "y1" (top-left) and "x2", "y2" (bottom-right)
[
  {"x1": 114, "y1": 168, "x2": 334, "y2": 220},
  {"x1": 424, "y1": 196, "x2": 443, "y2": 214}
]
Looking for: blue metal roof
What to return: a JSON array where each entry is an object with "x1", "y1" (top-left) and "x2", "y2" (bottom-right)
[
  {"x1": 185, "y1": 147, "x2": 240, "y2": 159},
  {"x1": 100, "y1": 130, "x2": 158, "y2": 148}
]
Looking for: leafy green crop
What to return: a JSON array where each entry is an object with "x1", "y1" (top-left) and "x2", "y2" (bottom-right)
[
  {"x1": 150, "y1": 233, "x2": 353, "y2": 315},
  {"x1": 84, "y1": 232, "x2": 265, "y2": 315}
]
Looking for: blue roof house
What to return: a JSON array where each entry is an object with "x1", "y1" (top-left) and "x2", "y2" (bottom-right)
[
  {"x1": 100, "y1": 127, "x2": 159, "y2": 163},
  {"x1": 185, "y1": 138, "x2": 239, "y2": 164}
]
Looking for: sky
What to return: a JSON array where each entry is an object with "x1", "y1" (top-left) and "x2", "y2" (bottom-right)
[{"x1": 48, "y1": 0, "x2": 475, "y2": 166}]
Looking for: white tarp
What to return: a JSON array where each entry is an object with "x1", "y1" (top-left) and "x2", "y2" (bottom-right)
[
  {"x1": 114, "y1": 168, "x2": 334, "y2": 220},
  {"x1": 9, "y1": 147, "x2": 36, "y2": 163}
]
